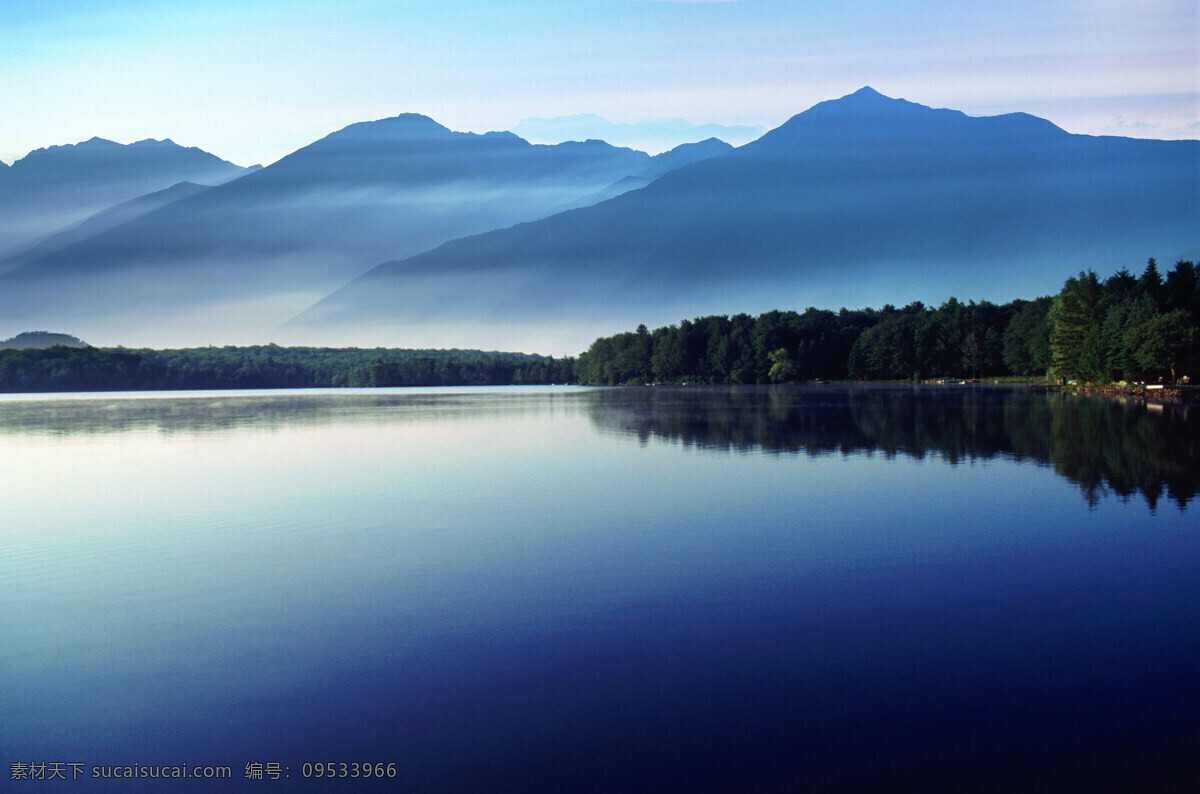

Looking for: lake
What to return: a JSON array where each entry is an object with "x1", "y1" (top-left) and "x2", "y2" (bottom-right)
[{"x1": 1, "y1": 385, "x2": 1196, "y2": 791}]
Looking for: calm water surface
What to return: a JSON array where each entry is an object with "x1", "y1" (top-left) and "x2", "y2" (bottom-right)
[{"x1": 1, "y1": 385, "x2": 1196, "y2": 791}]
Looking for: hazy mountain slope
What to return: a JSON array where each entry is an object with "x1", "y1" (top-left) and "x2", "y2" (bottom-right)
[
  {"x1": 0, "y1": 116, "x2": 660, "y2": 345},
  {"x1": 560, "y1": 137, "x2": 735, "y2": 210},
  {"x1": 0, "y1": 182, "x2": 211, "y2": 275},
  {"x1": 288, "y1": 88, "x2": 1199, "y2": 353},
  {"x1": 0, "y1": 138, "x2": 251, "y2": 258},
  {"x1": 643, "y1": 138, "x2": 736, "y2": 178}
]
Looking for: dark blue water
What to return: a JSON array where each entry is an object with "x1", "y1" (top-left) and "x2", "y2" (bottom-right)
[{"x1": 1, "y1": 386, "x2": 1196, "y2": 791}]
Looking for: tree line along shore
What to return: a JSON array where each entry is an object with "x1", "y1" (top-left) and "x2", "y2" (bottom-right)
[
  {"x1": 0, "y1": 345, "x2": 575, "y2": 392},
  {"x1": 1, "y1": 259, "x2": 1196, "y2": 393},
  {"x1": 575, "y1": 259, "x2": 1199, "y2": 387}
]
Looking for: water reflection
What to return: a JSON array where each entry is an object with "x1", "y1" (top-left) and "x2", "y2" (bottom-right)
[
  {"x1": 584, "y1": 385, "x2": 1200, "y2": 510},
  {"x1": 0, "y1": 387, "x2": 575, "y2": 436},
  {"x1": 2, "y1": 385, "x2": 1195, "y2": 510},
  {"x1": 2, "y1": 384, "x2": 1195, "y2": 790}
]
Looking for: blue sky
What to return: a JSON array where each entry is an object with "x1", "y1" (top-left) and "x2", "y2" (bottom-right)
[{"x1": 3, "y1": 0, "x2": 1196, "y2": 165}]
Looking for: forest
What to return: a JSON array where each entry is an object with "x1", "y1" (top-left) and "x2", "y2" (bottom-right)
[
  {"x1": 0, "y1": 345, "x2": 575, "y2": 393},
  {"x1": 575, "y1": 259, "x2": 1199, "y2": 385}
]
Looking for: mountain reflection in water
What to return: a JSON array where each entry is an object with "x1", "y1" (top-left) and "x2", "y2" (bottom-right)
[{"x1": 584, "y1": 385, "x2": 1200, "y2": 511}]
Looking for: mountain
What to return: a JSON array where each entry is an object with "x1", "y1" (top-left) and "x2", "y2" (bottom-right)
[
  {"x1": 512, "y1": 114, "x2": 763, "y2": 152},
  {"x1": 0, "y1": 137, "x2": 252, "y2": 259},
  {"x1": 0, "y1": 181, "x2": 212, "y2": 276},
  {"x1": 643, "y1": 138, "x2": 736, "y2": 178},
  {"x1": 288, "y1": 88, "x2": 1199, "y2": 354},
  {"x1": 561, "y1": 137, "x2": 735, "y2": 209},
  {"x1": 0, "y1": 116, "x2": 684, "y2": 345}
]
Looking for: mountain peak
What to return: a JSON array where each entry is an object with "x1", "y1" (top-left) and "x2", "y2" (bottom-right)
[
  {"x1": 849, "y1": 86, "x2": 886, "y2": 99},
  {"x1": 131, "y1": 137, "x2": 180, "y2": 148},
  {"x1": 329, "y1": 113, "x2": 453, "y2": 143},
  {"x1": 654, "y1": 138, "x2": 734, "y2": 162},
  {"x1": 15, "y1": 137, "x2": 198, "y2": 165},
  {"x1": 752, "y1": 87, "x2": 1071, "y2": 152},
  {"x1": 12, "y1": 137, "x2": 169, "y2": 169},
  {"x1": 821, "y1": 86, "x2": 929, "y2": 114},
  {"x1": 384, "y1": 112, "x2": 445, "y2": 127}
]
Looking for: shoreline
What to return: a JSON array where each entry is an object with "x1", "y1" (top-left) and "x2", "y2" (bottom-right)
[{"x1": 1066, "y1": 382, "x2": 1200, "y2": 404}]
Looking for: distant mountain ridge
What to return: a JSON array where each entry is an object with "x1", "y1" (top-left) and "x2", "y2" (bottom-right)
[
  {"x1": 0, "y1": 137, "x2": 254, "y2": 258},
  {"x1": 288, "y1": 87, "x2": 1198, "y2": 353},
  {"x1": 512, "y1": 114, "x2": 763, "y2": 152},
  {"x1": 1, "y1": 88, "x2": 1195, "y2": 354},
  {"x1": 564, "y1": 138, "x2": 734, "y2": 208},
  {"x1": 0, "y1": 116, "x2": 734, "y2": 346}
]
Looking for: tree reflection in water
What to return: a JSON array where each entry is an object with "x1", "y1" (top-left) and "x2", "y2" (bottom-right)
[{"x1": 584, "y1": 385, "x2": 1199, "y2": 511}]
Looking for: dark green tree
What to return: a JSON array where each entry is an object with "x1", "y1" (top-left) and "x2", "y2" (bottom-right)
[
  {"x1": 1124, "y1": 310, "x2": 1198, "y2": 382},
  {"x1": 1049, "y1": 270, "x2": 1105, "y2": 381}
]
